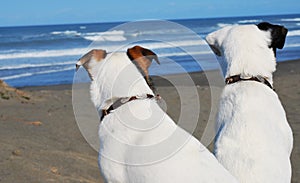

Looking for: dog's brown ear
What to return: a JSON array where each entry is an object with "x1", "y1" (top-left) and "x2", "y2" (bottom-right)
[
  {"x1": 127, "y1": 45, "x2": 160, "y2": 65},
  {"x1": 76, "y1": 49, "x2": 107, "y2": 71},
  {"x1": 257, "y1": 22, "x2": 288, "y2": 55},
  {"x1": 76, "y1": 49, "x2": 107, "y2": 80},
  {"x1": 127, "y1": 45, "x2": 160, "y2": 90}
]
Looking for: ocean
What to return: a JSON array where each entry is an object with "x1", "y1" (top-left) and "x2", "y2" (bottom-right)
[{"x1": 1, "y1": 14, "x2": 300, "y2": 87}]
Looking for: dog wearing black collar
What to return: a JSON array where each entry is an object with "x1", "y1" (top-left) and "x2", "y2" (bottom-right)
[
  {"x1": 76, "y1": 45, "x2": 238, "y2": 183},
  {"x1": 206, "y1": 22, "x2": 293, "y2": 183}
]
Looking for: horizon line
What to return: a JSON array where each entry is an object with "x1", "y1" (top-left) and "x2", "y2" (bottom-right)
[{"x1": 1, "y1": 12, "x2": 299, "y2": 28}]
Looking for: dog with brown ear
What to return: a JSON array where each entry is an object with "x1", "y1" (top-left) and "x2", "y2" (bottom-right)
[
  {"x1": 76, "y1": 45, "x2": 238, "y2": 183},
  {"x1": 127, "y1": 45, "x2": 160, "y2": 92},
  {"x1": 206, "y1": 22, "x2": 293, "y2": 183}
]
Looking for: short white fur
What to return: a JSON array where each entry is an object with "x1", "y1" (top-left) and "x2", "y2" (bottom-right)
[
  {"x1": 76, "y1": 50, "x2": 239, "y2": 183},
  {"x1": 206, "y1": 24, "x2": 293, "y2": 183}
]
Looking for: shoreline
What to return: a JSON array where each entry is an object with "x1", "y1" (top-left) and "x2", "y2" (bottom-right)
[
  {"x1": 1, "y1": 59, "x2": 299, "y2": 182},
  {"x1": 20, "y1": 58, "x2": 300, "y2": 90}
]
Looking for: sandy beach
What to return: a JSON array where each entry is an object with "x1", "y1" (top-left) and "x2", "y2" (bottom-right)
[{"x1": 0, "y1": 60, "x2": 299, "y2": 183}]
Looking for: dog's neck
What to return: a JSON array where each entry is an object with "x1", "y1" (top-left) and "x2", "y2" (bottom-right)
[
  {"x1": 90, "y1": 52, "x2": 154, "y2": 111},
  {"x1": 224, "y1": 57, "x2": 275, "y2": 85}
]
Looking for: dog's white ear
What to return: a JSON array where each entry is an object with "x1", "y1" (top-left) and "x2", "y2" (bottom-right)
[
  {"x1": 127, "y1": 45, "x2": 160, "y2": 90},
  {"x1": 206, "y1": 26, "x2": 233, "y2": 57},
  {"x1": 205, "y1": 33, "x2": 222, "y2": 56},
  {"x1": 257, "y1": 22, "x2": 288, "y2": 54},
  {"x1": 76, "y1": 49, "x2": 107, "y2": 79}
]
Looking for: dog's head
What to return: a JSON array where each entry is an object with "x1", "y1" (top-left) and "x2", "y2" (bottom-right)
[
  {"x1": 76, "y1": 45, "x2": 159, "y2": 91},
  {"x1": 205, "y1": 22, "x2": 288, "y2": 78},
  {"x1": 76, "y1": 45, "x2": 159, "y2": 109}
]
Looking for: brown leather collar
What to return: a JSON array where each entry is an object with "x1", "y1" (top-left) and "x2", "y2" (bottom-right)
[
  {"x1": 225, "y1": 75, "x2": 274, "y2": 90},
  {"x1": 100, "y1": 94, "x2": 157, "y2": 121}
]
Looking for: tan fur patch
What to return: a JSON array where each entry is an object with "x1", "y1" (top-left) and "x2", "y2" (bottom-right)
[
  {"x1": 93, "y1": 49, "x2": 107, "y2": 62},
  {"x1": 78, "y1": 49, "x2": 107, "y2": 66},
  {"x1": 76, "y1": 49, "x2": 107, "y2": 80}
]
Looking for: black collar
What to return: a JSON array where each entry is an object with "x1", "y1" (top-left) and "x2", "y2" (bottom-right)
[
  {"x1": 225, "y1": 75, "x2": 274, "y2": 90},
  {"x1": 100, "y1": 94, "x2": 158, "y2": 121}
]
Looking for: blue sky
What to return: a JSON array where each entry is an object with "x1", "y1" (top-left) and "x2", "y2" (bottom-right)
[{"x1": 0, "y1": 0, "x2": 299, "y2": 27}]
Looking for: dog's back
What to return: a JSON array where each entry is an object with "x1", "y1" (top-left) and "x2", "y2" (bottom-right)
[
  {"x1": 215, "y1": 81, "x2": 293, "y2": 183},
  {"x1": 99, "y1": 99, "x2": 237, "y2": 183}
]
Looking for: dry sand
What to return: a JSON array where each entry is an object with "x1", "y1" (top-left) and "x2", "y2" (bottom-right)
[{"x1": 0, "y1": 60, "x2": 299, "y2": 183}]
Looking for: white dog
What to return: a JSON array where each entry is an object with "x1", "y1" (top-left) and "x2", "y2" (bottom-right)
[
  {"x1": 76, "y1": 46, "x2": 238, "y2": 183},
  {"x1": 206, "y1": 22, "x2": 293, "y2": 183}
]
